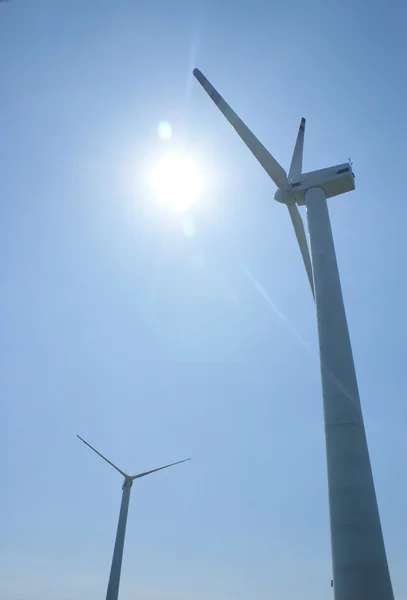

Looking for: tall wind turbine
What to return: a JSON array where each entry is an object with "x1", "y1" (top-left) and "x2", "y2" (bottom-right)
[
  {"x1": 77, "y1": 435, "x2": 190, "y2": 600},
  {"x1": 193, "y1": 69, "x2": 394, "y2": 600}
]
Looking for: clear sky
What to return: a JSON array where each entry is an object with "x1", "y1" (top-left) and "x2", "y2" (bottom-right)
[{"x1": 1, "y1": 1, "x2": 406, "y2": 599}]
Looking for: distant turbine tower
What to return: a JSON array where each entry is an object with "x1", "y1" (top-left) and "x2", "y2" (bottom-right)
[
  {"x1": 193, "y1": 69, "x2": 394, "y2": 600},
  {"x1": 77, "y1": 435, "x2": 191, "y2": 600}
]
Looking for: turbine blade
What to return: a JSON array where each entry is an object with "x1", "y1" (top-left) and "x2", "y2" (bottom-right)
[
  {"x1": 193, "y1": 68, "x2": 288, "y2": 190},
  {"x1": 287, "y1": 204, "x2": 315, "y2": 297},
  {"x1": 288, "y1": 118, "x2": 305, "y2": 182},
  {"x1": 132, "y1": 458, "x2": 191, "y2": 480},
  {"x1": 77, "y1": 435, "x2": 128, "y2": 477}
]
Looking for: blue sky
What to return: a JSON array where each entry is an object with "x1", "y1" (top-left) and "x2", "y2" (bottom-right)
[{"x1": 0, "y1": 1, "x2": 406, "y2": 599}]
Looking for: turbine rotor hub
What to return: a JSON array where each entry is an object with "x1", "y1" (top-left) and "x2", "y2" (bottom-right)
[{"x1": 274, "y1": 188, "x2": 295, "y2": 205}]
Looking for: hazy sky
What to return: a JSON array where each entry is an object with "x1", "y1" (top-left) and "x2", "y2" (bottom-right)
[{"x1": 1, "y1": 1, "x2": 406, "y2": 599}]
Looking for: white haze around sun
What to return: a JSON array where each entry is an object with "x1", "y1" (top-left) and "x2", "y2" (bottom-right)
[{"x1": 149, "y1": 153, "x2": 204, "y2": 213}]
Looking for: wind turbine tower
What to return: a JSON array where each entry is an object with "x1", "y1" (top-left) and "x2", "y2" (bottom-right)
[
  {"x1": 77, "y1": 435, "x2": 190, "y2": 600},
  {"x1": 193, "y1": 68, "x2": 394, "y2": 600}
]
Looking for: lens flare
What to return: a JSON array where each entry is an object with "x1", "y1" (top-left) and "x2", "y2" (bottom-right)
[{"x1": 157, "y1": 121, "x2": 173, "y2": 141}]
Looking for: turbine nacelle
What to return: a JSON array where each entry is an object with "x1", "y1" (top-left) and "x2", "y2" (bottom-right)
[
  {"x1": 288, "y1": 164, "x2": 355, "y2": 206},
  {"x1": 274, "y1": 165, "x2": 355, "y2": 206}
]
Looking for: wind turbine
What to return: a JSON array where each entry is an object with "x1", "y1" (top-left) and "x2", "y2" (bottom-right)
[
  {"x1": 193, "y1": 69, "x2": 394, "y2": 600},
  {"x1": 77, "y1": 435, "x2": 190, "y2": 600}
]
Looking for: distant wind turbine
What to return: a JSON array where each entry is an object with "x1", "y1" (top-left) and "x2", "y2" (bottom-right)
[{"x1": 77, "y1": 435, "x2": 191, "y2": 600}]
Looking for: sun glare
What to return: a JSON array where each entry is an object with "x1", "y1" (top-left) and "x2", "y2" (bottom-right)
[{"x1": 149, "y1": 153, "x2": 203, "y2": 213}]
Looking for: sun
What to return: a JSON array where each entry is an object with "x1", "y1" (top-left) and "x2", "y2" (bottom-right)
[{"x1": 149, "y1": 153, "x2": 203, "y2": 213}]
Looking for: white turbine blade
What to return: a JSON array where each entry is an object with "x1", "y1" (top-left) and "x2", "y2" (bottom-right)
[
  {"x1": 77, "y1": 435, "x2": 128, "y2": 477},
  {"x1": 287, "y1": 204, "x2": 315, "y2": 297},
  {"x1": 132, "y1": 458, "x2": 191, "y2": 480},
  {"x1": 193, "y1": 68, "x2": 288, "y2": 190},
  {"x1": 288, "y1": 117, "x2": 305, "y2": 182}
]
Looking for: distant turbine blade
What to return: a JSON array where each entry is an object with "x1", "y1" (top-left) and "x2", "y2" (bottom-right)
[
  {"x1": 77, "y1": 435, "x2": 128, "y2": 478},
  {"x1": 193, "y1": 68, "x2": 288, "y2": 190},
  {"x1": 132, "y1": 458, "x2": 191, "y2": 480},
  {"x1": 287, "y1": 204, "x2": 315, "y2": 297},
  {"x1": 288, "y1": 118, "x2": 305, "y2": 182}
]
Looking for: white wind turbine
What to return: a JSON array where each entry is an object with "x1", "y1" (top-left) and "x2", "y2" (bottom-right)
[
  {"x1": 77, "y1": 435, "x2": 190, "y2": 600},
  {"x1": 193, "y1": 68, "x2": 394, "y2": 600}
]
